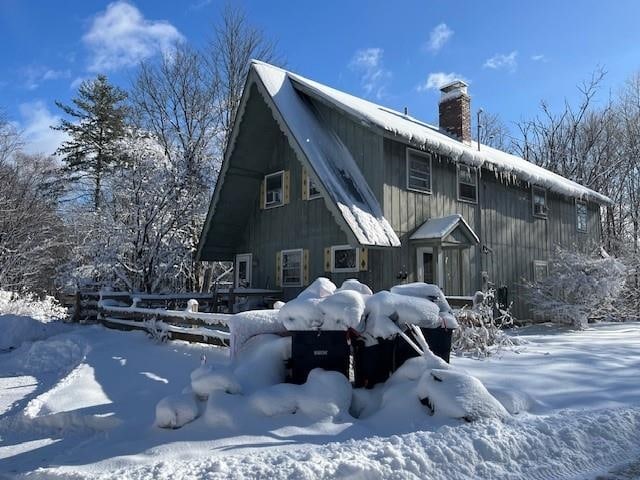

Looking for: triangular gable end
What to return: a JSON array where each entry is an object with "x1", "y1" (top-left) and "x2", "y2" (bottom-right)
[{"x1": 196, "y1": 63, "x2": 400, "y2": 261}]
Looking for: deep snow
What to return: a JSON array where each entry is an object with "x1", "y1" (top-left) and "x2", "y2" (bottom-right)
[{"x1": 1, "y1": 322, "x2": 640, "y2": 479}]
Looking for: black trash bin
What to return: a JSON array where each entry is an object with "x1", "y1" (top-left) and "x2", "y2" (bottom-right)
[
  {"x1": 353, "y1": 338, "x2": 394, "y2": 389},
  {"x1": 393, "y1": 327, "x2": 454, "y2": 370},
  {"x1": 290, "y1": 330, "x2": 350, "y2": 384}
]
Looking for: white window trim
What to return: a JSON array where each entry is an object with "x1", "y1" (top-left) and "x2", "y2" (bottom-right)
[
  {"x1": 281, "y1": 248, "x2": 303, "y2": 287},
  {"x1": 456, "y1": 164, "x2": 478, "y2": 204},
  {"x1": 264, "y1": 170, "x2": 284, "y2": 209},
  {"x1": 576, "y1": 199, "x2": 588, "y2": 233},
  {"x1": 307, "y1": 175, "x2": 322, "y2": 201},
  {"x1": 330, "y1": 245, "x2": 360, "y2": 273},
  {"x1": 235, "y1": 253, "x2": 252, "y2": 288},
  {"x1": 532, "y1": 186, "x2": 548, "y2": 219},
  {"x1": 533, "y1": 260, "x2": 549, "y2": 282},
  {"x1": 406, "y1": 148, "x2": 432, "y2": 194}
]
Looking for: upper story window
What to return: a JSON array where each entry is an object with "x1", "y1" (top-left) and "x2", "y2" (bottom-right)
[
  {"x1": 264, "y1": 171, "x2": 284, "y2": 208},
  {"x1": 308, "y1": 177, "x2": 321, "y2": 200},
  {"x1": 406, "y1": 148, "x2": 432, "y2": 193},
  {"x1": 330, "y1": 245, "x2": 359, "y2": 273},
  {"x1": 576, "y1": 200, "x2": 588, "y2": 232},
  {"x1": 281, "y1": 248, "x2": 303, "y2": 286},
  {"x1": 532, "y1": 186, "x2": 547, "y2": 218},
  {"x1": 457, "y1": 164, "x2": 478, "y2": 203}
]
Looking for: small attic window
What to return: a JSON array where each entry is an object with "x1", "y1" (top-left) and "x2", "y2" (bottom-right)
[
  {"x1": 406, "y1": 148, "x2": 432, "y2": 193},
  {"x1": 265, "y1": 171, "x2": 284, "y2": 208},
  {"x1": 457, "y1": 164, "x2": 478, "y2": 203},
  {"x1": 532, "y1": 186, "x2": 547, "y2": 218},
  {"x1": 576, "y1": 200, "x2": 588, "y2": 233},
  {"x1": 308, "y1": 177, "x2": 321, "y2": 199}
]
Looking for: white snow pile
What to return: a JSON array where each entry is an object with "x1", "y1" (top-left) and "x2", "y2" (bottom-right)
[
  {"x1": 0, "y1": 290, "x2": 69, "y2": 350},
  {"x1": 277, "y1": 278, "x2": 455, "y2": 339},
  {"x1": 155, "y1": 393, "x2": 199, "y2": 429}
]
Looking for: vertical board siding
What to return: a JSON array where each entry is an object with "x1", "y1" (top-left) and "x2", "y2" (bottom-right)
[{"x1": 381, "y1": 137, "x2": 602, "y2": 319}]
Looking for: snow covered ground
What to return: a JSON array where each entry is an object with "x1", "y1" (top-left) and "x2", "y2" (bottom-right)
[{"x1": 1, "y1": 321, "x2": 640, "y2": 479}]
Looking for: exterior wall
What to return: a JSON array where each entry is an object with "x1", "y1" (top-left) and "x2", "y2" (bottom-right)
[
  {"x1": 379, "y1": 137, "x2": 602, "y2": 318},
  {"x1": 229, "y1": 96, "x2": 603, "y2": 317},
  {"x1": 236, "y1": 123, "x2": 383, "y2": 299}
]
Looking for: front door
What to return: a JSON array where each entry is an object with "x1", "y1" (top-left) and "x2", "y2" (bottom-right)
[
  {"x1": 235, "y1": 253, "x2": 252, "y2": 288},
  {"x1": 416, "y1": 247, "x2": 438, "y2": 286}
]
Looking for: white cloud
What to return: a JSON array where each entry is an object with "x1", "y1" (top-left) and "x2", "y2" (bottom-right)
[
  {"x1": 23, "y1": 66, "x2": 71, "y2": 90},
  {"x1": 83, "y1": 1, "x2": 184, "y2": 72},
  {"x1": 349, "y1": 48, "x2": 392, "y2": 99},
  {"x1": 70, "y1": 76, "x2": 91, "y2": 90},
  {"x1": 425, "y1": 23, "x2": 453, "y2": 53},
  {"x1": 18, "y1": 101, "x2": 69, "y2": 156},
  {"x1": 417, "y1": 72, "x2": 468, "y2": 92},
  {"x1": 483, "y1": 51, "x2": 518, "y2": 72},
  {"x1": 531, "y1": 54, "x2": 547, "y2": 62}
]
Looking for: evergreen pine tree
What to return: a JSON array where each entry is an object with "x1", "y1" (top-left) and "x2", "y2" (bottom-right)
[{"x1": 53, "y1": 75, "x2": 128, "y2": 210}]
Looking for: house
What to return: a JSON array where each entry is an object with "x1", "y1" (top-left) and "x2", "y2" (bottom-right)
[{"x1": 196, "y1": 61, "x2": 612, "y2": 318}]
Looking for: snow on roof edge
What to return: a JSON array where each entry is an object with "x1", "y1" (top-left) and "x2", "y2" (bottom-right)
[{"x1": 250, "y1": 60, "x2": 612, "y2": 206}]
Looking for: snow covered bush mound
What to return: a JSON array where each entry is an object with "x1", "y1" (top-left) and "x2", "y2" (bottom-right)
[
  {"x1": 155, "y1": 393, "x2": 199, "y2": 429},
  {"x1": 523, "y1": 247, "x2": 628, "y2": 328},
  {"x1": 0, "y1": 289, "x2": 67, "y2": 321},
  {"x1": 0, "y1": 290, "x2": 68, "y2": 350},
  {"x1": 453, "y1": 289, "x2": 519, "y2": 357}
]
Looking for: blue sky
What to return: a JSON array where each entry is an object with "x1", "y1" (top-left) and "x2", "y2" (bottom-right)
[{"x1": 1, "y1": 0, "x2": 639, "y2": 156}]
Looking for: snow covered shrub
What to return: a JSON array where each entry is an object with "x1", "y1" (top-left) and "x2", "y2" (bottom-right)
[
  {"x1": 452, "y1": 289, "x2": 516, "y2": 357},
  {"x1": 0, "y1": 290, "x2": 67, "y2": 321},
  {"x1": 523, "y1": 247, "x2": 627, "y2": 327},
  {"x1": 144, "y1": 316, "x2": 169, "y2": 343}
]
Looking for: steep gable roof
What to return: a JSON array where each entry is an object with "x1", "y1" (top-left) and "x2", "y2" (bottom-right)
[
  {"x1": 281, "y1": 63, "x2": 612, "y2": 205},
  {"x1": 197, "y1": 61, "x2": 400, "y2": 261}
]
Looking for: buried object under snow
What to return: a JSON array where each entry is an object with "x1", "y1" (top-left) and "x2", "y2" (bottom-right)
[
  {"x1": 155, "y1": 393, "x2": 199, "y2": 429},
  {"x1": 417, "y1": 368, "x2": 509, "y2": 421}
]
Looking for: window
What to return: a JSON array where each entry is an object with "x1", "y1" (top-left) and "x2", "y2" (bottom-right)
[
  {"x1": 331, "y1": 245, "x2": 359, "y2": 273},
  {"x1": 532, "y1": 186, "x2": 547, "y2": 218},
  {"x1": 308, "y1": 177, "x2": 321, "y2": 200},
  {"x1": 576, "y1": 200, "x2": 588, "y2": 232},
  {"x1": 457, "y1": 164, "x2": 478, "y2": 203},
  {"x1": 406, "y1": 148, "x2": 432, "y2": 193},
  {"x1": 533, "y1": 260, "x2": 548, "y2": 283},
  {"x1": 281, "y1": 249, "x2": 303, "y2": 286},
  {"x1": 264, "y1": 171, "x2": 284, "y2": 208}
]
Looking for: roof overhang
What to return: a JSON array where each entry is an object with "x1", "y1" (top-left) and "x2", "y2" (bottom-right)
[{"x1": 410, "y1": 214, "x2": 480, "y2": 248}]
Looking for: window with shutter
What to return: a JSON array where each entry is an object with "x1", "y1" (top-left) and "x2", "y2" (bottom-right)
[{"x1": 281, "y1": 249, "x2": 303, "y2": 287}]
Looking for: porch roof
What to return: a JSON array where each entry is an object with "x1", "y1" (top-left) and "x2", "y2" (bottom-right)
[{"x1": 409, "y1": 214, "x2": 480, "y2": 246}]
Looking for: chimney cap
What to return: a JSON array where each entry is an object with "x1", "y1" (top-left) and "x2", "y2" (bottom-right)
[{"x1": 439, "y1": 79, "x2": 468, "y2": 94}]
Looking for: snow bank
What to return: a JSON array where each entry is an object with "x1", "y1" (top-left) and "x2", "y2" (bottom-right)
[
  {"x1": 417, "y1": 368, "x2": 508, "y2": 421},
  {"x1": 233, "y1": 334, "x2": 291, "y2": 393},
  {"x1": 191, "y1": 366, "x2": 241, "y2": 399},
  {"x1": 0, "y1": 314, "x2": 66, "y2": 351},
  {"x1": 250, "y1": 369, "x2": 352, "y2": 419},
  {"x1": 155, "y1": 393, "x2": 199, "y2": 429}
]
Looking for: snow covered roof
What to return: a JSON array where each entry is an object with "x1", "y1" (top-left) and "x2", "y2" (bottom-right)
[
  {"x1": 269, "y1": 62, "x2": 612, "y2": 205},
  {"x1": 252, "y1": 61, "x2": 400, "y2": 247},
  {"x1": 409, "y1": 214, "x2": 480, "y2": 245}
]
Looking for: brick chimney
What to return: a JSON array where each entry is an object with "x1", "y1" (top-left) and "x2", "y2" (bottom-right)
[{"x1": 438, "y1": 80, "x2": 471, "y2": 144}]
